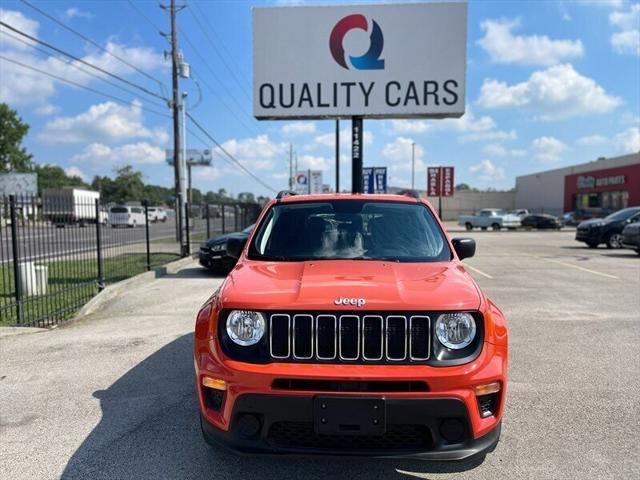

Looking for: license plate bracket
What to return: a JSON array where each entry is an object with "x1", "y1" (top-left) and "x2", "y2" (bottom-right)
[{"x1": 313, "y1": 396, "x2": 386, "y2": 436}]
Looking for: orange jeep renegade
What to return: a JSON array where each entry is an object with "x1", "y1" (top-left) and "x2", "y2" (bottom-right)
[{"x1": 194, "y1": 192, "x2": 508, "y2": 461}]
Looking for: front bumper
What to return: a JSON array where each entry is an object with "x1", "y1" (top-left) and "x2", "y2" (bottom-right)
[
  {"x1": 195, "y1": 339, "x2": 507, "y2": 460},
  {"x1": 621, "y1": 231, "x2": 640, "y2": 250},
  {"x1": 200, "y1": 395, "x2": 501, "y2": 460},
  {"x1": 575, "y1": 228, "x2": 601, "y2": 243}
]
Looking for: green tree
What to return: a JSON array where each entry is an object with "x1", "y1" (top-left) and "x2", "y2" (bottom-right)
[
  {"x1": 34, "y1": 164, "x2": 87, "y2": 193},
  {"x1": 0, "y1": 103, "x2": 33, "y2": 172},
  {"x1": 237, "y1": 192, "x2": 255, "y2": 203},
  {"x1": 455, "y1": 183, "x2": 470, "y2": 191},
  {"x1": 92, "y1": 166, "x2": 145, "y2": 203}
]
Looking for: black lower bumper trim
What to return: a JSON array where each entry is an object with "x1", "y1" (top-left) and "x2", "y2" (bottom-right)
[{"x1": 200, "y1": 394, "x2": 501, "y2": 461}]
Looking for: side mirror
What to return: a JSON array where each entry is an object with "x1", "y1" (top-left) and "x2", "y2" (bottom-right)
[
  {"x1": 452, "y1": 237, "x2": 476, "y2": 260},
  {"x1": 226, "y1": 237, "x2": 248, "y2": 259}
]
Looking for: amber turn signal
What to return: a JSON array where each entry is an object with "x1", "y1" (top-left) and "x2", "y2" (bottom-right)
[
  {"x1": 202, "y1": 377, "x2": 227, "y2": 391},
  {"x1": 474, "y1": 381, "x2": 501, "y2": 396}
]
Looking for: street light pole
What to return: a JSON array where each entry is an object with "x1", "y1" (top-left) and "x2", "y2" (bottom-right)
[{"x1": 411, "y1": 142, "x2": 416, "y2": 190}]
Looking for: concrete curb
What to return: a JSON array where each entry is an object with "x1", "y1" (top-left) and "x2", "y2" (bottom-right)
[{"x1": 73, "y1": 255, "x2": 198, "y2": 320}]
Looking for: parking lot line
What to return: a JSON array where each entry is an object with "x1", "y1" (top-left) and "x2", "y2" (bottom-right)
[
  {"x1": 531, "y1": 255, "x2": 619, "y2": 279},
  {"x1": 465, "y1": 264, "x2": 494, "y2": 279}
]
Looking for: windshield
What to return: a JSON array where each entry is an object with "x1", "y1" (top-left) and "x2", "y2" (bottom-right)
[
  {"x1": 248, "y1": 200, "x2": 450, "y2": 262},
  {"x1": 110, "y1": 207, "x2": 128, "y2": 213},
  {"x1": 605, "y1": 208, "x2": 639, "y2": 221},
  {"x1": 242, "y1": 224, "x2": 255, "y2": 234}
]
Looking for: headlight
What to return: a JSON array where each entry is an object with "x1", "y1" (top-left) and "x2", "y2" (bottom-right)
[
  {"x1": 435, "y1": 313, "x2": 476, "y2": 350},
  {"x1": 226, "y1": 310, "x2": 266, "y2": 346},
  {"x1": 211, "y1": 243, "x2": 226, "y2": 252}
]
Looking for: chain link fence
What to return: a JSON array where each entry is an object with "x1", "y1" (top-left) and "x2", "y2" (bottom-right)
[{"x1": 0, "y1": 194, "x2": 262, "y2": 328}]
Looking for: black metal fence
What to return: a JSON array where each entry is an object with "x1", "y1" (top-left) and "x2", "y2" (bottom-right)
[{"x1": 0, "y1": 194, "x2": 262, "y2": 328}]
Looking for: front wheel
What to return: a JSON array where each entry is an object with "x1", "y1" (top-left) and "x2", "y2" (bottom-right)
[
  {"x1": 586, "y1": 241, "x2": 599, "y2": 248},
  {"x1": 465, "y1": 222, "x2": 473, "y2": 231},
  {"x1": 491, "y1": 223, "x2": 501, "y2": 231},
  {"x1": 606, "y1": 233, "x2": 623, "y2": 249}
]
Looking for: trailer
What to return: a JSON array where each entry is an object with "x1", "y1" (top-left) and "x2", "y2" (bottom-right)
[{"x1": 42, "y1": 188, "x2": 101, "y2": 227}]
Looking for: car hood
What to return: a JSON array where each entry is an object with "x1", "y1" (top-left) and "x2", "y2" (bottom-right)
[
  {"x1": 205, "y1": 232, "x2": 248, "y2": 247},
  {"x1": 220, "y1": 260, "x2": 482, "y2": 311}
]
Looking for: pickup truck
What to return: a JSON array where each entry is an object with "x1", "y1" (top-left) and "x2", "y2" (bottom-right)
[{"x1": 458, "y1": 209, "x2": 521, "y2": 231}]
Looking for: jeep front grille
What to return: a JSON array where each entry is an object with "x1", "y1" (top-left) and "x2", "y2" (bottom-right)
[{"x1": 269, "y1": 313, "x2": 430, "y2": 363}]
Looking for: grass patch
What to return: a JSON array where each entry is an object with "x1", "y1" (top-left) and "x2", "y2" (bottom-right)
[{"x1": 0, "y1": 253, "x2": 178, "y2": 328}]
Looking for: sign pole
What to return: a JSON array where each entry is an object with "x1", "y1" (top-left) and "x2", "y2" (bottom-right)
[
  {"x1": 351, "y1": 116, "x2": 363, "y2": 194},
  {"x1": 438, "y1": 166, "x2": 443, "y2": 219},
  {"x1": 335, "y1": 119, "x2": 340, "y2": 193}
]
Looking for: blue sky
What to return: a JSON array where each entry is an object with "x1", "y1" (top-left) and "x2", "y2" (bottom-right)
[{"x1": 1, "y1": 0, "x2": 638, "y2": 197}]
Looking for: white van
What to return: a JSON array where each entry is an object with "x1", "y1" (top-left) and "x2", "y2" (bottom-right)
[
  {"x1": 147, "y1": 206, "x2": 167, "y2": 223},
  {"x1": 109, "y1": 205, "x2": 146, "y2": 228}
]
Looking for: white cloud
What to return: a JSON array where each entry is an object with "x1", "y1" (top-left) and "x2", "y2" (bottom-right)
[
  {"x1": 532, "y1": 136, "x2": 569, "y2": 163},
  {"x1": 64, "y1": 166, "x2": 87, "y2": 181},
  {"x1": 39, "y1": 101, "x2": 169, "y2": 144},
  {"x1": 460, "y1": 129, "x2": 517, "y2": 143},
  {"x1": 469, "y1": 160, "x2": 505, "y2": 181},
  {"x1": 62, "y1": 7, "x2": 94, "y2": 21},
  {"x1": 609, "y1": 4, "x2": 640, "y2": 55},
  {"x1": 298, "y1": 155, "x2": 332, "y2": 170},
  {"x1": 389, "y1": 106, "x2": 496, "y2": 135},
  {"x1": 614, "y1": 127, "x2": 640, "y2": 152},
  {"x1": 213, "y1": 135, "x2": 287, "y2": 171},
  {"x1": 71, "y1": 142, "x2": 166, "y2": 165},
  {"x1": 381, "y1": 137, "x2": 427, "y2": 188},
  {"x1": 511, "y1": 149, "x2": 527, "y2": 157},
  {"x1": 482, "y1": 143, "x2": 507, "y2": 157},
  {"x1": 34, "y1": 104, "x2": 60, "y2": 116},
  {"x1": 478, "y1": 18, "x2": 584, "y2": 66},
  {"x1": 576, "y1": 134, "x2": 609, "y2": 146},
  {"x1": 281, "y1": 122, "x2": 316, "y2": 136},
  {"x1": 381, "y1": 137, "x2": 425, "y2": 164},
  {"x1": 477, "y1": 64, "x2": 622, "y2": 120},
  {"x1": 611, "y1": 29, "x2": 640, "y2": 54},
  {"x1": 0, "y1": 10, "x2": 166, "y2": 106},
  {"x1": 0, "y1": 9, "x2": 39, "y2": 50}
]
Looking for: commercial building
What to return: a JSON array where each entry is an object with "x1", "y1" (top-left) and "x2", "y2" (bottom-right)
[{"x1": 515, "y1": 153, "x2": 640, "y2": 216}]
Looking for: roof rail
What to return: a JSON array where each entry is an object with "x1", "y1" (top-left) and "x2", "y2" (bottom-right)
[
  {"x1": 276, "y1": 190, "x2": 298, "y2": 199},
  {"x1": 396, "y1": 189, "x2": 421, "y2": 199}
]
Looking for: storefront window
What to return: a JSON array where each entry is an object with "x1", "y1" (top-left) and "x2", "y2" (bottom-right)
[{"x1": 574, "y1": 190, "x2": 629, "y2": 210}]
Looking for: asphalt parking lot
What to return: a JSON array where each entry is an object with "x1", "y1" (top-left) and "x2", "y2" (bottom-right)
[{"x1": 0, "y1": 228, "x2": 638, "y2": 479}]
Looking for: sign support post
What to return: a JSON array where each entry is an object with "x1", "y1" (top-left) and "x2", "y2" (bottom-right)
[
  {"x1": 438, "y1": 166, "x2": 443, "y2": 220},
  {"x1": 351, "y1": 116, "x2": 363, "y2": 194}
]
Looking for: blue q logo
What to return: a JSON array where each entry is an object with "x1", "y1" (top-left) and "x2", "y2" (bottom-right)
[{"x1": 329, "y1": 14, "x2": 385, "y2": 70}]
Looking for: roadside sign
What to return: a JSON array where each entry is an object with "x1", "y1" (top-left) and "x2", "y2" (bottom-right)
[
  {"x1": 442, "y1": 166, "x2": 454, "y2": 197},
  {"x1": 427, "y1": 167, "x2": 441, "y2": 197},
  {"x1": 165, "y1": 149, "x2": 212, "y2": 166},
  {"x1": 294, "y1": 170, "x2": 324, "y2": 194},
  {"x1": 363, "y1": 167, "x2": 387, "y2": 193},
  {"x1": 253, "y1": 3, "x2": 467, "y2": 120},
  {"x1": 0, "y1": 173, "x2": 38, "y2": 196}
]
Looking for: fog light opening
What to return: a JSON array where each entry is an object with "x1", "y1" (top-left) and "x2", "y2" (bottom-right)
[
  {"x1": 477, "y1": 393, "x2": 499, "y2": 418},
  {"x1": 236, "y1": 414, "x2": 262, "y2": 438},
  {"x1": 439, "y1": 418, "x2": 465, "y2": 444}
]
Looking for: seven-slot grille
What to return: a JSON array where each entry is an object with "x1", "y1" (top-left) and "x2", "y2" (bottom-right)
[{"x1": 269, "y1": 313, "x2": 431, "y2": 363}]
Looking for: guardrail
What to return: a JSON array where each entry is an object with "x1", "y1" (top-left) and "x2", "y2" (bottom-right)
[{"x1": 0, "y1": 195, "x2": 261, "y2": 327}]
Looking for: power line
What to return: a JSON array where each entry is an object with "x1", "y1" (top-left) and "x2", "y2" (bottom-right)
[
  {"x1": 0, "y1": 54, "x2": 171, "y2": 119},
  {"x1": 126, "y1": 0, "x2": 163, "y2": 34},
  {"x1": 180, "y1": 31, "x2": 261, "y2": 137},
  {"x1": 0, "y1": 30, "x2": 168, "y2": 111},
  {"x1": 19, "y1": 0, "x2": 167, "y2": 96},
  {"x1": 0, "y1": 21, "x2": 168, "y2": 102},
  {"x1": 186, "y1": 1, "x2": 252, "y2": 103},
  {"x1": 187, "y1": 112, "x2": 278, "y2": 193}
]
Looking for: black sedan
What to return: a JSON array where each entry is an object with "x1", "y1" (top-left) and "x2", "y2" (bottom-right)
[
  {"x1": 521, "y1": 214, "x2": 562, "y2": 230},
  {"x1": 575, "y1": 207, "x2": 640, "y2": 248},
  {"x1": 621, "y1": 222, "x2": 640, "y2": 255},
  {"x1": 199, "y1": 224, "x2": 254, "y2": 273}
]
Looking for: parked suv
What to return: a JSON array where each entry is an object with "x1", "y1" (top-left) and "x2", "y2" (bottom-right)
[
  {"x1": 194, "y1": 193, "x2": 508, "y2": 461},
  {"x1": 575, "y1": 206, "x2": 640, "y2": 248}
]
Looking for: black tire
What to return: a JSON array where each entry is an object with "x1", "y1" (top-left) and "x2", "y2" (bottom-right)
[
  {"x1": 481, "y1": 227, "x2": 487, "y2": 231},
  {"x1": 605, "y1": 232, "x2": 623, "y2": 249},
  {"x1": 491, "y1": 223, "x2": 500, "y2": 231},
  {"x1": 586, "y1": 241, "x2": 599, "y2": 248},
  {"x1": 465, "y1": 222, "x2": 473, "y2": 231},
  {"x1": 636, "y1": 249, "x2": 640, "y2": 256}
]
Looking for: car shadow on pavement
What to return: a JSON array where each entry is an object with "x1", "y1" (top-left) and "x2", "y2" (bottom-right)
[{"x1": 61, "y1": 334, "x2": 484, "y2": 480}]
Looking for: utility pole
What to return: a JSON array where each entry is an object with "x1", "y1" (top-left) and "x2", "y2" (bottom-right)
[
  {"x1": 335, "y1": 119, "x2": 340, "y2": 193},
  {"x1": 288, "y1": 143, "x2": 293, "y2": 190},
  {"x1": 181, "y1": 91, "x2": 189, "y2": 207},
  {"x1": 411, "y1": 142, "x2": 416, "y2": 190},
  {"x1": 163, "y1": 0, "x2": 186, "y2": 256}
]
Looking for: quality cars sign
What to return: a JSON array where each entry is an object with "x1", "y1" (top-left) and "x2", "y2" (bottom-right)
[{"x1": 253, "y1": 2, "x2": 467, "y2": 120}]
